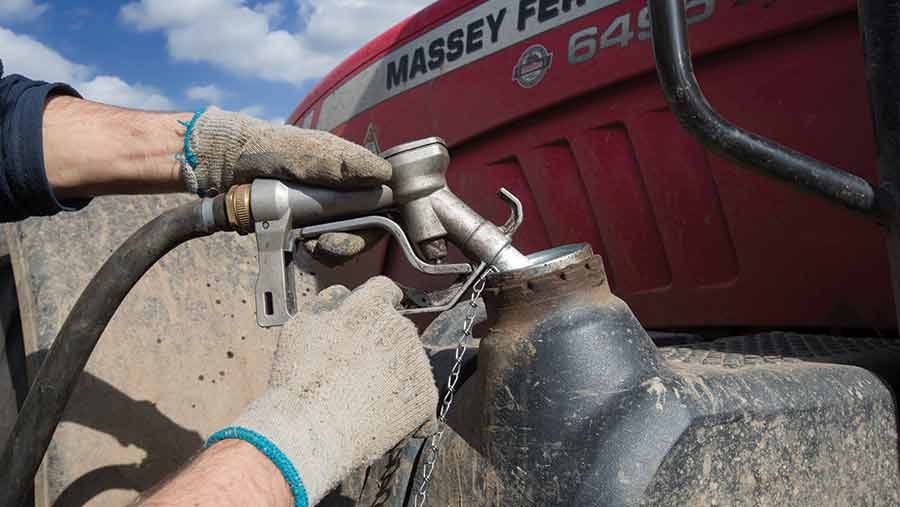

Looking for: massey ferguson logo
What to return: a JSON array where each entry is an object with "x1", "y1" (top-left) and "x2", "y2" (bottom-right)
[{"x1": 513, "y1": 44, "x2": 552, "y2": 88}]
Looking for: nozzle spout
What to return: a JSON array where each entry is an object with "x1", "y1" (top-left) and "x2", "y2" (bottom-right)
[{"x1": 430, "y1": 188, "x2": 530, "y2": 271}]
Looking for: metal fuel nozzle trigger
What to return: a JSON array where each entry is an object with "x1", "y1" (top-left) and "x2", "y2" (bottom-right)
[{"x1": 295, "y1": 187, "x2": 524, "y2": 317}]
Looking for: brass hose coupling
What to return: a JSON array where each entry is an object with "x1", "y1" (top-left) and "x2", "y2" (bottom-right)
[{"x1": 225, "y1": 184, "x2": 254, "y2": 234}]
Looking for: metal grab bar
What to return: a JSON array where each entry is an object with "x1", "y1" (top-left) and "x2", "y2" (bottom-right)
[{"x1": 648, "y1": 0, "x2": 892, "y2": 222}]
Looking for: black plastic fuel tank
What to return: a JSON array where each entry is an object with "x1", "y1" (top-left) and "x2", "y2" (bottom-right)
[{"x1": 322, "y1": 244, "x2": 900, "y2": 506}]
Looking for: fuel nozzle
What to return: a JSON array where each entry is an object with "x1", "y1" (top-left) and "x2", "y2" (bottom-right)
[
  {"x1": 383, "y1": 137, "x2": 530, "y2": 272},
  {"x1": 229, "y1": 136, "x2": 530, "y2": 327}
]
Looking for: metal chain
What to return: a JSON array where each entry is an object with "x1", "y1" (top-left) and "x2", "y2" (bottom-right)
[{"x1": 414, "y1": 265, "x2": 498, "y2": 507}]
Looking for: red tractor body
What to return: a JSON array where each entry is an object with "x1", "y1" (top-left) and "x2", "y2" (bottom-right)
[{"x1": 290, "y1": 0, "x2": 891, "y2": 331}]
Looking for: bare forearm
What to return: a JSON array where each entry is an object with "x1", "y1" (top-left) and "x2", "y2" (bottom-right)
[
  {"x1": 138, "y1": 440, "x2": 292, "y2": 507},
  {"x1": 43, "y1": 96, "x2": 192, "y2": 199}
]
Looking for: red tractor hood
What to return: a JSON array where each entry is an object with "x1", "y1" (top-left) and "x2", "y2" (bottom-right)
[{"x1": 289, "y1": 0, "x2": 893, "y2": 331}]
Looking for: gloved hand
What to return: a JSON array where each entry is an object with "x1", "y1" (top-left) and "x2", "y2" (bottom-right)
[
  {"x1": 181, "y1": 106, "x2": 390, "y2": 262},
  {"x1": 208, "y1": 277, "x2": 438, "y2": 506}
]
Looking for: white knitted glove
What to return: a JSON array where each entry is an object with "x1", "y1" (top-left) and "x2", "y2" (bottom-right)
[
  {"x1": 208, "y1": 277, "x2": 438, "y2": 506},
  {"x1": 181, "y1": 106, "x2": 390, "y2": 195},
  {"x1": 181, "y1": 106, "x2": 390, "y2": 262}
]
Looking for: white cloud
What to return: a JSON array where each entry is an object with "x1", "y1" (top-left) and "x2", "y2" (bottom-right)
[
  {"x1": 119, "y1": 0, "x2": 431, "y2": 85},
  {"x1": 234, "y1": 104, "x2": 283, "y2": 124},
  {"x1": 79, "y1": 76, "x2": 174, "y2": 110},
  {"x1": 186, "y1": 84, "x2": 226, "y2": 104},
  {"x1": 0, "y1": 27, "x2": 174, "y2": 110},
  {"x1": 0, "y1": 0, "x2": 48, "y2": 21},
  {"x1": 0, "y1": 27, "x2": 90, "y2": 83},
  {"x1": 238, "y1": 104, "x2": 266, "y2": 117},
  {"x1": 236, "y1": 105, "x2": 284, "y2": 124},
  {"x1": 300, "y1": 1, "x2": 431, "y2": 54},
  {"x1": 253, "y1": 1, "x2": 283, "y2": 20}
]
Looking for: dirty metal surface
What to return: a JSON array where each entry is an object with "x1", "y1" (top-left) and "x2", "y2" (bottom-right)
[{"x1": 3, "y1": 195, "x2": 319, "y2": 506}]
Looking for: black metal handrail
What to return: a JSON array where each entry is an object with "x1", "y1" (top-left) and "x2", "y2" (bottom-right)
[{"x1": 648, "y1": 0, "x2": 893, "y2": 222}]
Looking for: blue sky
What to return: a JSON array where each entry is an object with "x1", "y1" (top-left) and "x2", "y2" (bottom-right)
[{"x1": 0, "y1": 0, "x2": 431, "y2": 123}]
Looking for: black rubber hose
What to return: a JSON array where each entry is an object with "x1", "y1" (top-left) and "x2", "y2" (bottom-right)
[
  {"x1": 648, "y1": 0, "x2": 889, "y2": 221},
  {"x1": 0, "y1": 199, "x2": 226, "y2": 507}
]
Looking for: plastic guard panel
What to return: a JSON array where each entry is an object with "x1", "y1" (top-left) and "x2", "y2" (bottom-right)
[
  {"x1": 292, "y1": 0, "x2": 893, "y2": 330},
  {"x1": 640, "y1": 334, "x2": 900, "y2": 507},
  {"x1": 318, "y1": 332, "x2": 900, "y2": 506}
]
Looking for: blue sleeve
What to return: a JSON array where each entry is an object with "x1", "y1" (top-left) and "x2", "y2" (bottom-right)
[{"x1": 0, "y1": 59, "x2": 90, "y2": 222}]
